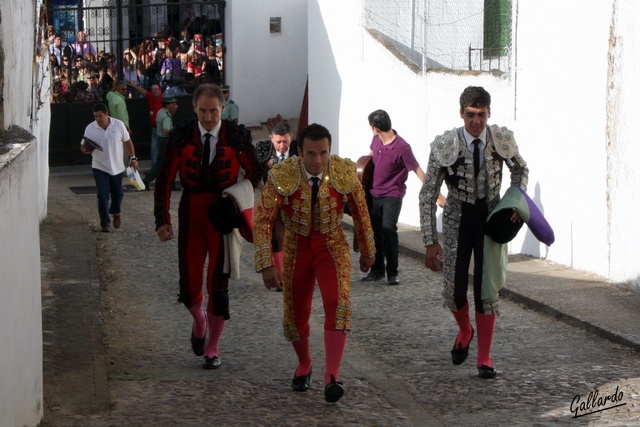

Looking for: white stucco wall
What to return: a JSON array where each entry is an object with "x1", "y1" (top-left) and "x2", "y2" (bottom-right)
[
  {"x1": 603, "y1": 1, "x2": 640, "y2": 285},
  {"x1": 0, "y1": 145, "x2": 43, "y2": 426},
  {"x1": 309, "y1": 0, "x2": 640, "y2": 285},
  {"x1": 2, "y1": 0, "x2": 50, "y2": 219},
  {"x1": 227, "y1": 0, "x2": 308, "y2": 127},
  {"x1": 2, "y1": 1, "x2": 37, "y2": 131},
  {"x1": 513, "y1": 0, "x2": 612, "y2": 277},
  {"x1": 0, "y1": 0, "x2": 47, "y2": 425}
]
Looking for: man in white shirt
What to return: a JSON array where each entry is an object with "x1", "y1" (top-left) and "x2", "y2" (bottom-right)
[
  {"x1": 49, "y1": 34, "x2": 64, "y2": 67},
  {"x1": 80, "y1": 103, "x2": 138, "y2": 232}
]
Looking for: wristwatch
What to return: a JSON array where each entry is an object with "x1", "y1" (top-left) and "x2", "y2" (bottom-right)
[{"x1": 129, "y1": 156, "x2": 138, "y2": 162}]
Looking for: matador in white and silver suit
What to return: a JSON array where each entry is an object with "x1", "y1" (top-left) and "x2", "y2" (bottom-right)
[{"x1": 419, "y1": 86, "x2": 528, "y2": 379}]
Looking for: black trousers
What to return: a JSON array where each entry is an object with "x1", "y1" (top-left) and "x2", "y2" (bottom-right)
[
  {"x1": 453, "y1": 199, "x2": 488, "y2": 313},
  {"x1": 370, "y1": 195, "x2": 403, "y2": 277}
]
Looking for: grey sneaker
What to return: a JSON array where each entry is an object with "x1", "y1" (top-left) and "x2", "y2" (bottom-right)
[{"x1": 387, "y1": 276, "x2": 400, "y2": 285}]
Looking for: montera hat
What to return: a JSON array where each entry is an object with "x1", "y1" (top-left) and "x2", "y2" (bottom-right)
[
  {"x1": 484, "y1": 186, "x2": 555, "y2": 246},
  {"x1": 208, "y1": 197, "x2": 244, "y2": 234}
]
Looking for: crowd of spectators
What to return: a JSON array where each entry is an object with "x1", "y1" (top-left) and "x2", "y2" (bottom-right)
[{"x1": 49, "y1": 29, "x2": 225, "y2": 104}]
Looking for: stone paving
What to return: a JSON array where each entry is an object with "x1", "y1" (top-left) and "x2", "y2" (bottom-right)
[{"x1": 41, "y1": 166, "x2": 640, "y2": 427}]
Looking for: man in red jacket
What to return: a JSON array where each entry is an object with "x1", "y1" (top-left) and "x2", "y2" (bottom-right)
[
  {"x1": 129, "y1": 81, "x2": 163, "y2": 168},
  {"x1": 154, "y1": 84, "x2": 262, "y2": 369}
]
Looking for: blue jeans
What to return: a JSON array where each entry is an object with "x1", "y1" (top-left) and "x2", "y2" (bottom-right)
[
  {"x1": 138, "y1": 75, "x2": 151, "y2": 90},
  {"x1": 150, "y1": 128, "x2": 159, "y2": 167},
  {"x1": 145, "y1": 136, "x2": 166, "y2": 184},
  {"x1": 369, "y1": 195, "x2": 403, "y2": 277},
  {"x1": 92, "y1": 168, "x2": 124, "y2": 227}
]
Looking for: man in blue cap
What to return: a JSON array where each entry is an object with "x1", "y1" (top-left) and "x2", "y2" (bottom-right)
[
  {"x1": 220, "y1": 84, "x2": 239, "y2": 123},
  {"x1": 143, "y1": 95, "x2": 179, "y2": 190}
]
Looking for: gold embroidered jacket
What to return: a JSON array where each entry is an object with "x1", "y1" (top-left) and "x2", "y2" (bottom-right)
[{"x1": 254, "y1": 155, "x2": 375, "y2": 272}]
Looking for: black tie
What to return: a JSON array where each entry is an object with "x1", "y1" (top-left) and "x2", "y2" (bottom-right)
[
  {"x1": 202, "y1": 133, "x2": 212, "y2": 167},
  {"x1": 280, "y1": 153, "x2": 286, "y2": 162},
  {"x1": 472, "y1": 139, "x2": 481, "y2": 177},
  {"x1": 310, "y1": 177, "x2": 320, "y2": 204}
]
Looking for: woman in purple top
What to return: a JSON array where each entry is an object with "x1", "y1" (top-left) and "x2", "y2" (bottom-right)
[
  {"x1": 361, "y1": 110, "x2": 425, "y2": 285},
  {"x1": 160, "y1": 47, "x2": 183, "y2": 81}
]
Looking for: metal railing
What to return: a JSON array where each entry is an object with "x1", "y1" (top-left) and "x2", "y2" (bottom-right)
[
  {"x1": 48, "y1": 0, "x2": 226, "y2": 80},
  {"x1": 468, "y1": 45, "x2": 510, "y2": 74}
]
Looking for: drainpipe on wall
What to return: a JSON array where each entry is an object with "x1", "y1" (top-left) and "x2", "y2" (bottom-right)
[{"x1": 0, "y1": 9, "x2": 5, "y2": 143}]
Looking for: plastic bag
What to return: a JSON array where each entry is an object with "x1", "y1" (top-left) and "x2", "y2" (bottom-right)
[{"x1": 126, "y1": 166, "x2": 146, "y2": 191}]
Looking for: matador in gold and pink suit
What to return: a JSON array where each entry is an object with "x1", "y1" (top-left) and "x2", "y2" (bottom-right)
[{"x1": 254, "y1": 132, "x2": 375, "y2": 402}]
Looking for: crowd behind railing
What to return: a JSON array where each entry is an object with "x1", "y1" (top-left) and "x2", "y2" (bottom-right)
[{"x1": 47, "y1": 28, "x2": 225, "y2": 104}]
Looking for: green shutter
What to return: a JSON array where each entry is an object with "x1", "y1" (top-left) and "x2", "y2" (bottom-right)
[{"x1": 483, "y1": 0, "x2": 511, "y2": 58}]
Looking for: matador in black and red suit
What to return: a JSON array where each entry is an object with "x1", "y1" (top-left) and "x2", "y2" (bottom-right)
[{"x1": 154, "y1": 84, "x2": 262, "y2": 370}]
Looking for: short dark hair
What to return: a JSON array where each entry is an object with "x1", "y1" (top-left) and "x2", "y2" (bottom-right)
[
  {"x1": 271, "y1": 121, "x2": 292, "y2": 136},
  {"x1": 192, "y1": 83, "x2": 224, "y2": 106},
  {"x1": 368, "y1": 109, "x2": 392, "y2": 132},
  {"x1": 459, "y1": 86, "x2": 491, "y2": 110},
  {"x1": 93, "y1": 103, "x2": 109, "y2": 114},
  {"x1": 298, "y1": 123, "x2": 332, "y2": 150}
]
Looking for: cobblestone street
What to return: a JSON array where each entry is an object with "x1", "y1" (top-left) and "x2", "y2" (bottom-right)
[{"x1": 41, "y1": 167, "x2": 640, "y2": 426}]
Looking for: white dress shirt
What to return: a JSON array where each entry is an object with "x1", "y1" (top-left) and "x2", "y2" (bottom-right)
[
  {"x1": 463, "y1": 127, "x2": 487, "y2": 168},
  {"x1": 198, "y1": 120, "x2": 222, "y2": 165}
]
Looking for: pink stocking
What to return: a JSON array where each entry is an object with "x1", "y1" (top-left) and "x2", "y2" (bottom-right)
[
  {"x1": 187, "y1": 303, "x2": 206, "y2": 338},
  {"x1": 204, "y1": 314, "x2": 225, "y2": 358},
  {"x1": 291, "y1": 337, "x2": 311, "y2": 376},
  {"x1": 324, "y1": 329, "x2": 347, "y2": 384},
  {"x1": 476, "y1": 312, "x2": 496, "y2": 368},
  {"x1": 451, "y1": 303, "x2": 473, "y2": 347}
]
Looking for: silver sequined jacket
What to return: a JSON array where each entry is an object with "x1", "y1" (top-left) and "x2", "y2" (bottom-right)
[{"x1": 419, "y1": 125, "x2": 528, "y2": 246}]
